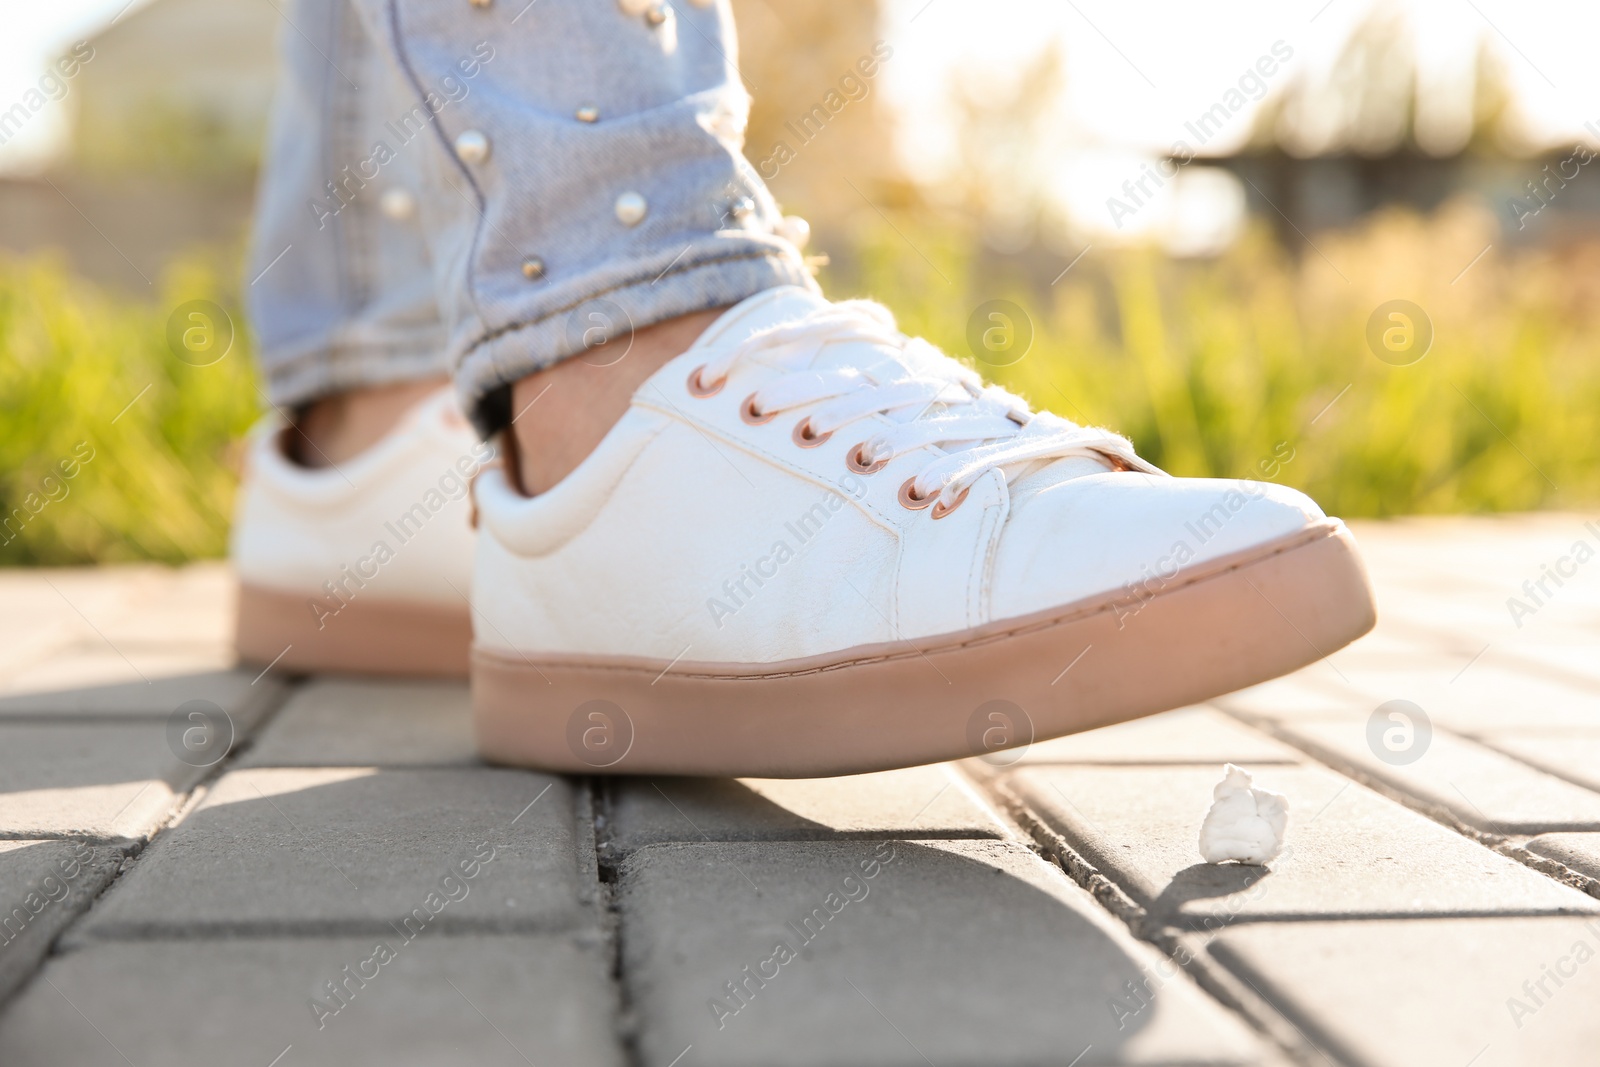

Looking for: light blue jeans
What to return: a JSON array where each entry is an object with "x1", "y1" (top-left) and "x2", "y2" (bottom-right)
[{"x1": 248, "y1": 0, "x2": 817, "y2": 434}]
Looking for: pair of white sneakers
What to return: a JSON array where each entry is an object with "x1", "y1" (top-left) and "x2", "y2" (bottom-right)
[{"x1": 233, "y1": 288, "x2": 1374, "y2": 777}]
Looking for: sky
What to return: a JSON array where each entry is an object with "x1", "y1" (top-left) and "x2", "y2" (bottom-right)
[{"x1": 7, "y1": 0, "x2": 1600, "y2": 244}]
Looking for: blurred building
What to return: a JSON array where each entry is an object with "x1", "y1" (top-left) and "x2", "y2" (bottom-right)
[{"x1": 0, "y1": 0, "x2": 896, "y2": 290}]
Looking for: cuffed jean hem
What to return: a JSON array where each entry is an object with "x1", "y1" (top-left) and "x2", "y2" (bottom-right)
[
  {"x1": 458, "y1": 247, "x2": 819, "y2": 436},
  {"x1": 264, "y1": 332, "x2": 451, "y2": 411}
]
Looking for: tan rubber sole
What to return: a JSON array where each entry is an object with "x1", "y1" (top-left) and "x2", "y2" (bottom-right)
[
  {"x1": 236, "y1": 584, "x2": 471, "y2": 679},
  {"x1": 472, "y1": 520, "x2": 1376, "y2": 777}
]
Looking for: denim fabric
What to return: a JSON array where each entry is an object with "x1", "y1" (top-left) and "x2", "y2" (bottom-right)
[
  {"x1": 251, "y1": 0, "x2": 817, "y2": 433},
  {"x1": 247, "y1": 0, "x2": 450, "y2": 410}
]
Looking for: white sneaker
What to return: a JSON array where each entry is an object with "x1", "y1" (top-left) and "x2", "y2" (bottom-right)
[
  {"x1": 232, "y1": 388, "x2": 492, "y2": 677},
  {"x1": 470, "y1": 288, "x2": 1374, "y2": 775}
]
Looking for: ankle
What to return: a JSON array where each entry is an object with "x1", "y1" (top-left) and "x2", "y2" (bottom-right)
[
  {"x1": 290, "y1": 377, "x2": 448, "y2": 467},
  {"x1": 509, "y1": 307, "x2": 726, "y2": 495}
]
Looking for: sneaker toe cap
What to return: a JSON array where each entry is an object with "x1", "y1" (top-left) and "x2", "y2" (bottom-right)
[{"x1": 990, "y1": 474, "x2": 1328, "y2": 621}]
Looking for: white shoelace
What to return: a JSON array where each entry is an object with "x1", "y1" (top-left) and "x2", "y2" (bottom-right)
[{"x1": 696, "y1": 300, "x2": 1161, "y2": 508}]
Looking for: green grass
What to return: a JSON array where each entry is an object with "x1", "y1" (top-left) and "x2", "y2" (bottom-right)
[
  {"x1": 2, "y1": 199, "x2": 1596, "y2": 566},
  {"x1": 0, "y1": 252, "x2": 259, "y2": 565},
  {"x1": 834, "y1": 200, "x2": 1600, "y2": 518}
]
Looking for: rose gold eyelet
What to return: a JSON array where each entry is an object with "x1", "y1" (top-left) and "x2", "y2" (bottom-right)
[
  {"x1": 931, "y1": 485, "x2": 971, "y2": 519},
  {"x1": 846, "y1": 442, "x2": 888, "y2": 475},
  {"x1": 898, "y1": 477, "x2": 933, "y2": 511},
  {"x1": 792, "y1": 417, "x2": 833, "y2": 448},
  {"x1": 687, "y1": 365, "x2": 725, "y2": 398},
  {"x1": 740, "y1": 393, "x2": 776, "y2": 425}
]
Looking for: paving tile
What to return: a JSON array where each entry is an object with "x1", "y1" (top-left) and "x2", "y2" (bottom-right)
[
  {"x1": 608, "y1": 767, "x2": 1009, "y2": 856},
  {"x1": 1212, "y1": 671, "x2": 1368, "y2": 720},
  {"x1": 91, "y1": 563, "x2": 236, "y2": 649},
  {"x1": 1316, "y1": 663, "x2": 1600, "y2": 731},
  {"x1": 1006, "y1": 764, "x2": 1596, "y2": 927},
  {"x1": 0, "y1": 654, "x2": 258, "y2": 710},
  {"x1": 618, "y1": 839, "x2": 1266, "y2": 1066},
  {"x1": 1525, "y1": 833, "x2": 1600, "y2": 881},
  {"x1": 0, "y1": 723, "x2": 209, "y2": 841},
  {"x1": 1479, "y1": 731, "x2": 1600, "y2": 794},
  {"x1": 0, "y1": 666, "x2": 284, "y2": 725},
  {"x1": 75, "y1": 767, "x2": 589, "y2": 937},
  {"x1": 0, "y1": 841, "x2": 125, "y2": 1003},
  {"x1": 0, "y1": 933, "x2": 624, "y2": 1067},
  {"x1": 1270, "y1": 717, "x2": 1600, "y2": 834},
  {"x1": 986, "y1": 706, "x2": 1300, "y2": 767},
  {"x1": 1209, "y1": 917, "x2": 1600, "y2": 1067},
  {"x1": 241, "y1": 678, "x2": 476, "y2": 767}
]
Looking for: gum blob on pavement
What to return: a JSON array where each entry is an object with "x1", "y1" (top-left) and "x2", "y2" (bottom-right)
[{"x1": 1198, "y1": 763, "x2": 1288, "y2": 865}]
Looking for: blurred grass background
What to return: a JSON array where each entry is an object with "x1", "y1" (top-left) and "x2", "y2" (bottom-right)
[
  {"x1": 3, "y1": 0, "x2": 1599, "y2": 565},
  {"x1": 0, "y1": 251, "x2": 258, "y2": 564},
  {"x1": 4, "y1": 194, "x2": 1596, "y2": 566}
]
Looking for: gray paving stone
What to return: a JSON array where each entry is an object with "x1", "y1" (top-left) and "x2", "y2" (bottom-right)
[
  {"x1": 1006, "y1": 764, "x2": 1597, "y2": 927},
  {"x1": 0, "y1": 933, "x2": 624, "y2": 1067},
  {"x1": 1271, "y1": 717, "x2": 1600, "y2": 833},
  {"x1": 1209, "y1": 917, "x2": 1600, "y2": 1067},
  {"x1": 241, "y1": 677, "x2": 476, "y2": 767},
  {"x1": 986, "y1": 706, "x2": 1300, "y2": 767},
  {"x1": 1300, "y1": 663, "x2": 1600, "y2": 731},
  {"x1": 1480, "y1": 731, "x2": 1600, "y2": 794},
  {"x1": 0, "y1": 665, "x2": 285, "y2": 725},
  {"x1": 1526, "y1": 833, "x2": 1600, "y2": 881},
  {"x1": 0, "y1": 841, "x2": 124, "y2": 1004},
  {"x1": 609, "y1": 767, "x2": 1009, "y2": 856},
  {"x1": 618, "y1": 839, "x2": 1267, "y2": 1066},
  {"x1": 75, "y1": 767, "x2": 590, "y2": 938},
  {"x1": 0, "y1": 723, "x2": 209, "y2": 841}
]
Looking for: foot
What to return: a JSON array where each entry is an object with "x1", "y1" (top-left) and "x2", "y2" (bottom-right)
[
  {"x1": 232, "y1": 385, "x2": 491, "y2": 677},
  {"x1": 469, "y1": 288, "x2": 1375, "y2": 775}
]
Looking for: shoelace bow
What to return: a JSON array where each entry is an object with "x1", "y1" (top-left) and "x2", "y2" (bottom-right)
[{"x1": 695, "y1": 300, "x2": 1161, "y2": 508}]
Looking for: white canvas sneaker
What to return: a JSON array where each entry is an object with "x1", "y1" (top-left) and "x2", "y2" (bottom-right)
[
  {"x1": 232, "y1": 388, "x2": 492, "y2": 677},
  {"x1": 470, "y1": 288, "x2": 1374, "y2": 776}
]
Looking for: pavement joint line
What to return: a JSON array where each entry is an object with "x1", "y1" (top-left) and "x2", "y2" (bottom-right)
[
  {"x1": 1, "y1": 680, "x2": 305, "y2": 1016},
  {"x1": 649, "y1": 782, "x2": 764, "y2": 895}
]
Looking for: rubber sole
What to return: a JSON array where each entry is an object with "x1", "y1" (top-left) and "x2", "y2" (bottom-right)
[
  {"x1": 236, "y1": 584, "x2": 471, "y2": 679},
  {"x1": 472, "y1": 520, "x2": 1376, "y2": 777}
]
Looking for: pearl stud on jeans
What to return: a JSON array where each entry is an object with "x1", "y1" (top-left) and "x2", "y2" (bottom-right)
[
  {"x1": 615, "y1": 192, "x2": 648, "y2": 226},
  {"x1": 454, "y1": 130, "x2": 490, "y2": 164}
]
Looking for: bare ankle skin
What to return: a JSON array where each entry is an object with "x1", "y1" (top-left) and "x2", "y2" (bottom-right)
[
  {"x1": 291, "y1": 377, "x2": 449, "y2": 467},
  {"x1": 508, "y1": 307, "x2": 727, "y2": 495}
]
